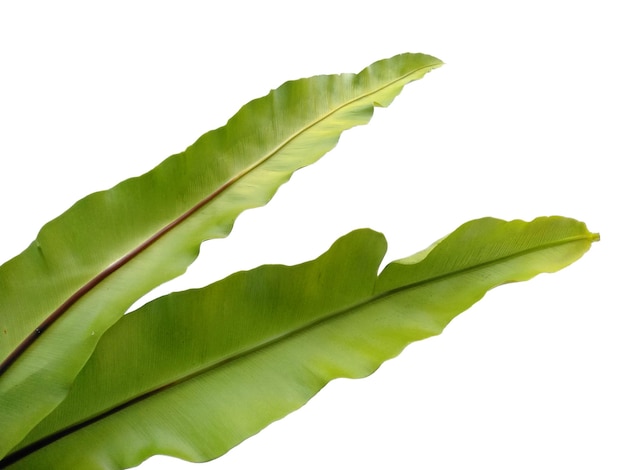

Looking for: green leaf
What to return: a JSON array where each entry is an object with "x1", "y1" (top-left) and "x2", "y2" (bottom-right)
[
  {"x1": 2, "y1": 216, "x2": 598, "y2": 469},
  {"x1": 0, "y1": 53, "x2": 442, "y2": 456}
]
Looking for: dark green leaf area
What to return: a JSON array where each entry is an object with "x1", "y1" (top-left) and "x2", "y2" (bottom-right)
[{"x1": 8, "y1": 229, "x2": 387, "y2": 467}]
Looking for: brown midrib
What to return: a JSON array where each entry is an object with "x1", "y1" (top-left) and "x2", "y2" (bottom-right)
[{"x1": 0, "y1": 63, "x2": 431, "y2": 376}]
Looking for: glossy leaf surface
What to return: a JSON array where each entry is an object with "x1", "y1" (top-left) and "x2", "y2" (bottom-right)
[
  {"x1": 2, "y1": 216, "x2": 598, "y2": 469},
  {"x1": 0, "y1": 53, "x2": 442, "y2": 456}
]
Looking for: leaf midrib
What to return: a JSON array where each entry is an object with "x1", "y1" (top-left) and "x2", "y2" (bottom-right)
[
  {"x1": 2, "y1": 231, "x2": 593, "y2": 467},
  {"x1": 0, "y1": 62, "x2": 436, "y2": 378}
]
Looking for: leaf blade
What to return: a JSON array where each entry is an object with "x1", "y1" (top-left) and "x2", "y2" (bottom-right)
[
  {"x1": 3, "y1": 216, "x2": 598, "y2": 469},
  {"x1": 0, "y1": 53, "x2": 442, "y2": 455}
]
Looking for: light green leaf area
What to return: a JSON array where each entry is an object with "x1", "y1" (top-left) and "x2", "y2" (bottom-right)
[
  {"x1": 3, "y1": 216, "x2": 598, "y2": 469},
  {"x1": 0, "y1": 53, "x2": 443, "y2": 455}
]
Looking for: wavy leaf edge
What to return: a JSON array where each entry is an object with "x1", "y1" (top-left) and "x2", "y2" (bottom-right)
[{"x1": 3, "y1": 216, "x2": 598, "y2": 469}]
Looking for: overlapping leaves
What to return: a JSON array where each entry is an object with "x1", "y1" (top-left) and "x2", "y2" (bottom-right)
[
  {"x1": 0, "y1": 53, "x2": 442, "y2": 456},
  {"x1": 0, "y1": 53, "x2": 598, "y2": 469}
]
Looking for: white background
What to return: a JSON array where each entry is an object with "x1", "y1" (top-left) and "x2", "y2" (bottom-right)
[{"x1": 1, "y1": 1, "x2": 624, "y2": 469}]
